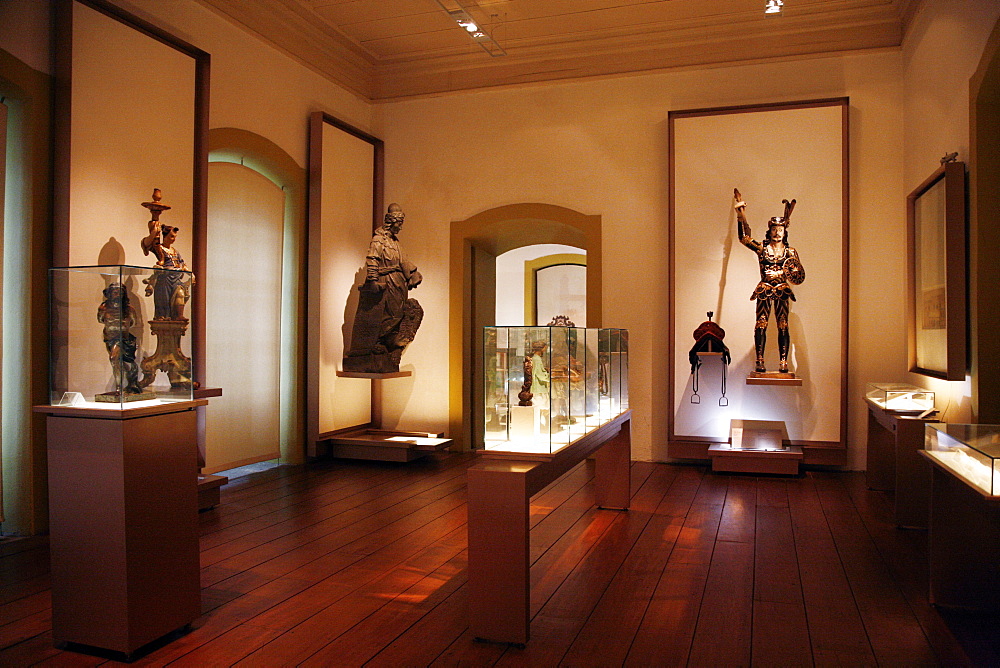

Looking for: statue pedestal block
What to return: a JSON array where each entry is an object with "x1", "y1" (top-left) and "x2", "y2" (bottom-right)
[
  {"x1": 746, "y1": 371, "x2": 803, "y2": 386},
  {"x1": 510, "y1": 405, "x2": 546, "y2": 439}
]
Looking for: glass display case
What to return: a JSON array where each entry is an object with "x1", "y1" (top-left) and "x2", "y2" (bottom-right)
[
  {"x1": 924, "y1": 423, "x2": 1000, "y2": 496},
  {"x1": 484, "y1": 326, "x2": 628, "y2": 455},
  {"x1": 865, "y1": 382, "x2": 935, "y2": 414},
  {"x1": 50, "y1": 265, "x2": 195, "y2": 408}
]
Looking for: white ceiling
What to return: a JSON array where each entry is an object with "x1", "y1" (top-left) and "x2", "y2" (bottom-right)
[{"x1": 195, "y1": 0, "x2": 919, "y2": 100}]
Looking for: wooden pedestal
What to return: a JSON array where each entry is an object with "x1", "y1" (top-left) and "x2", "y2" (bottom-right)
[
  {"x1": 467, "y1": 411, "x2": 631, "y2": 645},
  {"x1": 708, "y1": 443, "x2": 803, "y2": 475},
  {"x1": 921, "y1": 452, "x2": 1000, "y2": 612},
  {"x1": 39, "y1": 400, "x2": 204, "y2": 658},
  {"x1": 198, "y1": 474, "x2": 228, "y2": 510},
  {"x1": 865, "y1": 398, "x2": 938, "y2": 528}
]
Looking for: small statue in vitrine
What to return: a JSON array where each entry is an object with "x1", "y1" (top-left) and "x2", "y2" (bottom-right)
[{"x1": 95, "y1": 282, "x2": 154, "y2": 402}]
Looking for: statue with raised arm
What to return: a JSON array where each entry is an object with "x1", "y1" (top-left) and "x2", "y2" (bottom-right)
[
  {"x1": 137, "y1": 189, "x2": 195, "y2": 389},
  {"x1": 343, "y1": 203, "x2": 424, "y2": 374},
  {"x1": 734, "y1": 188, "x2": 805, "y2": 375}
]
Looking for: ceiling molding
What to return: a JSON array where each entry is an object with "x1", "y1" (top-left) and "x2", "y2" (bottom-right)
[{"x1": 193, "y1": 0, "x2": 912, "y2": 102}]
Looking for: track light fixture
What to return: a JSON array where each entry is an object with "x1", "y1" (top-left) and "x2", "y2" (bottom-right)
[{"x1": 435, "y1": 0, "x2": 506, "y2": 56}]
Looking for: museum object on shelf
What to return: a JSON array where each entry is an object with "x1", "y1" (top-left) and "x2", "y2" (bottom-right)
[
  {"x1": 138, "y1": 189, "x2": 196, "y2": 390},
  {"x1": 688, "y1": 311, "x2": 731, "y2": 406},
  {"x1": 865, "y1": 382, "x2": 936, "y2": 415},
  {"x1": 49, "y1": 265, "x2": 195, "y2": 408},
  {"x1": 343, "y1": 203, "x2": 423, "y2": 374},
  {"x1": 923, "y1": 423, "x2": 1000, "y2": 496},
  {"x1": 734, "y1": 188, "x2": 805, "y2": 382},
  {"x1": 96, "y1": 281, "x2": 154, "y2": 403},
  {"x1": 708, "y1": 418, "x2": 803, "y2": 475},
  {"x1": 484, "y1": 325, "x2": 629, "y2": 456},
  {"x1": 907, "y1": 158, "x2": 967, "y2": 381}
]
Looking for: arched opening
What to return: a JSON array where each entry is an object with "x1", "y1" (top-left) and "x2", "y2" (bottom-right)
[
  {"x1": 971, "y1": 18, "x2": 1000, "y2": 421},
  {"x1": 207, "y1": 128, "x2": 306, "y2": 468},
  {"x1": 449, "y1": 203, "x2": 602, "y2": 449}
]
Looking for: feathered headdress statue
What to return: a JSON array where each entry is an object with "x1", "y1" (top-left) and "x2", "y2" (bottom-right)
[{"x1": 769, "y1": 198, "x2": 796, "y2": 227}]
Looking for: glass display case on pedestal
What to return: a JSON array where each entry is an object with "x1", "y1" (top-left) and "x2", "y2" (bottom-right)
[
  {"x1": 484, "y1": 326, "x2": 628, "y2": 455},
  {"x1": 865, "y1": 382, "x2": 935, "y2": 414},
  {"x1": 924, "y1": 423, "x2": 1000, "y2": 496},
  {"x1": 50, "y1": 265, "x2": 195, "y2": 408}
]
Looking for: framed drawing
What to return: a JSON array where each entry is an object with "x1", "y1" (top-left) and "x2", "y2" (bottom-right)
[
  {"x1": 907, "y1": 160, "x2": 967, "y2": 381},
  {"x1": 668, "y1": 98, "x2": 849, "y2": 463}
]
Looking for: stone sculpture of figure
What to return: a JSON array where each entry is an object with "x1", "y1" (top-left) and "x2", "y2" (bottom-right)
[
  {"x1": 97, "y1": 282, "x2": 144, "y2": 399},
  {"x1": 734, "y1": 188, "x2": 805, "y2": 374},
  {"x1": 141, "y1": 217, "x2": 193, "y2": 320},
  {"x1": 344, "y1": 203, "x2": 424, "y2": 373}
]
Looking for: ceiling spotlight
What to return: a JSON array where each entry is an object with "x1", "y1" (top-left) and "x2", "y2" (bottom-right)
[
  {"x1": 436, "y1": 0, "x2": 506, "y2": 56},
  {"x1": 765, "y1": 0, "x2": 783, "y2": 15}
]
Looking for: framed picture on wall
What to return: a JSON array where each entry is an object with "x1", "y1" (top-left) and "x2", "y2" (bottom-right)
[{"x1": 907, "y1": 160, "x2": 967, "y2": 381}]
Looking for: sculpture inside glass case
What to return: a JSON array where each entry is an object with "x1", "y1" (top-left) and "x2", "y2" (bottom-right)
[
  {"x1": 344, "y1": 203, "x2": 424, "y2": 374},
  {"x1": 138, "y1": 189, "x2": 195, "y2": 389},
  {"x1": 734, "y1": 188, "x2": 805, "y2": 375},
  {"x1": 96, "y1": 282, "x2": 152, "y2": 402}
]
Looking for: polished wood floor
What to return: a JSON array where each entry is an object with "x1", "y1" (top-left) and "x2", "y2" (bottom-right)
[{"x1": 0, "y1": 454, "x2": 996, "y2": 666}]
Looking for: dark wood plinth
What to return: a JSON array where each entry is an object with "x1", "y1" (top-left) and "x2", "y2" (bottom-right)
[
  {"x1": 865, "y1": 397, "x2": 938, "y2": 528},
  {"x1": 198, "y1": 474, "x2": 228, "y2": 510},
  {"x1": 320, "y1": 428, "x2": 452, "y2": 462},
  {"x1": 38, "y1": 401, "x2": 204, "y2": 658},
  {"x1": 921, "y1": 451, "x2": 1000, "y2": 612},
  {"x1": 467, "y1": 411, "x2": 631, "y2": 645},
  {"x1": 708, "y1": 443, "x2": 803, "y2": 475}
]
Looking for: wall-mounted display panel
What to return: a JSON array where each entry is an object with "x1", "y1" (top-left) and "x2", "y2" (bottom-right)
[
  {"x1": 307, "y1": 111, "x2": 383, "y2": 455},
  {"x1": 55, "y1": 0, "x2": 209, "y2": 379},
  {"x1": 907, "y1": 161, "x2": 967, "y2": 381},
  {"x1": 669, "y1": 99, "x2": 848, "y2": 453}
]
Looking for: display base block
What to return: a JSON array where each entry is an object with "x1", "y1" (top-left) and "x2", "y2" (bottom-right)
[
  {"x1": 320, "y1": 428, "x2": 452, "y2": 462},
  {"x1": 197, "y1": 474, "x2": 228, "y2": 511},
  {"x1": 708, "y1": 443, "x2": 803, "y2": 475},
  {"x1": 509, "y1": 405, "x2": 547, "y2": 439},
  {"x1": 95, "y1": 390, "x2": 157, "y2": 403},
  {"x1": 747, "y1": 371, "x2": 803, "y2": 386}
]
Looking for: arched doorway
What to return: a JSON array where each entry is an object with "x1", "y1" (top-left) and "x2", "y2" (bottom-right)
[
  {"x1": 449, "y1": 203, "x2": 602, "y2": 449},
  {"x1": 207, "y1": 128, "x2": 306, "y2": 467}
]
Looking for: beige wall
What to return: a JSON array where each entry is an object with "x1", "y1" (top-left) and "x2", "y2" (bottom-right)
[
  {"x1": 377, "y1": 52, "x2": 906, "y2": 467},
  {"x1": 112, "y1": 0, "x2": 373, "y2": 171},
  {"x1": 901, "y1": 0, "x2": 1000, "y2": 422}
]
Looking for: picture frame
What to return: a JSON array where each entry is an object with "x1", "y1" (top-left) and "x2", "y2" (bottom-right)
[{"x1": 907, "y1": 160, "x2": 967, "y2": 381}]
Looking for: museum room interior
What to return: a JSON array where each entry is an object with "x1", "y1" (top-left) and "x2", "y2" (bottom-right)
[{"x1": 1, "y1": 0, "x2": 999, "y2": 664}]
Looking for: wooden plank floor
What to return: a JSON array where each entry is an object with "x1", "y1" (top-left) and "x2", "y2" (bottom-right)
[{"x1": 0, "y1": 454, "x2": 996, "y2": 666}]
